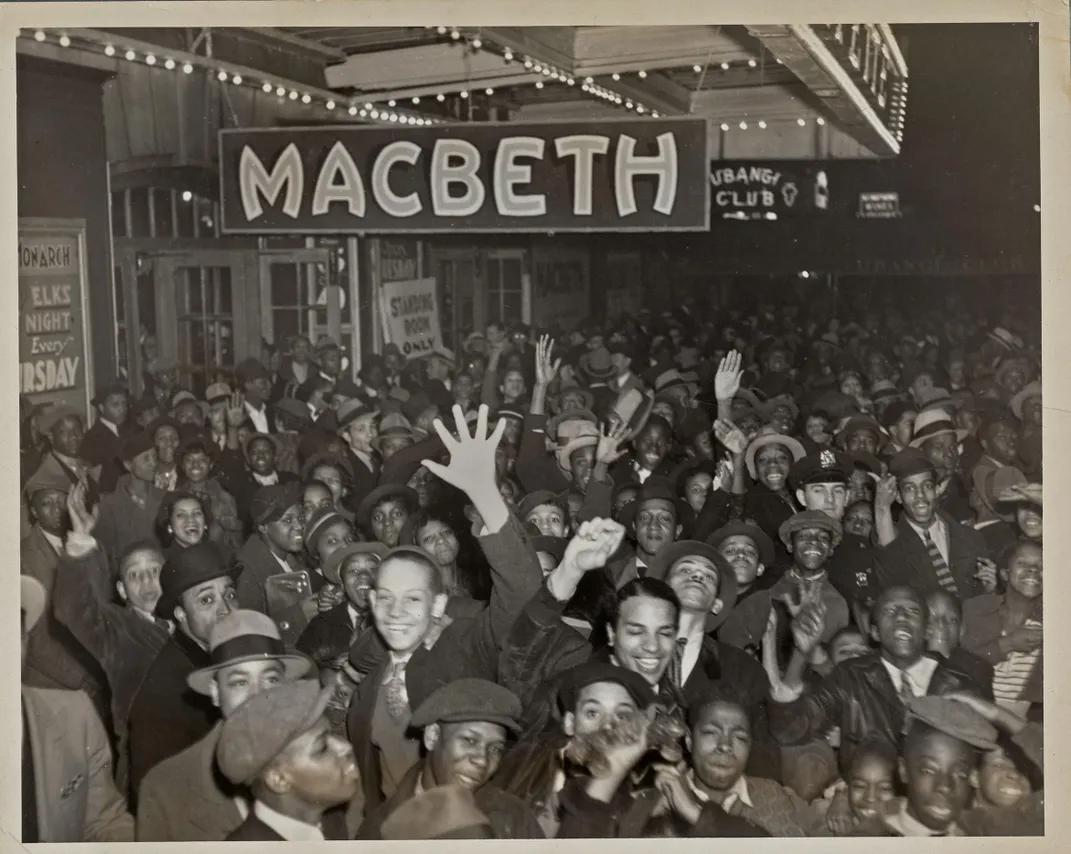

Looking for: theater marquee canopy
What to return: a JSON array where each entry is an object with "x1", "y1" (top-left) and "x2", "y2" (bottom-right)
[{"x1": 219, "y1": 118, "x2": 709, "y2": 234}]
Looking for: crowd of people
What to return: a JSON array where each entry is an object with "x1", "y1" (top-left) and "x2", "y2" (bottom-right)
[{"x1": 19, "y1": 290, "x2": 1044, "y2": 840}]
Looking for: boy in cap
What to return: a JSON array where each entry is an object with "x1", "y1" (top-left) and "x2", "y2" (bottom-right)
[
  {"x1": 358, "y1": 678, "x2": 542, "y2": 839},
  {"x1": 20, "y1": 576, "x2": 135, "y2": 842},
  {"x1": 874, "y1": 449, "x2": 990, "y2": 600},
  {"x1": 336, "y1": 398, "x2": 381, "y2": 506},
  {"x1": 33, "y1": 404, "x2": 100, "y2": 506},
  {"x1": 610, "y1": 476, "x2": 685, "y2": 588},
  {"x1": 519, "y1": 489, "x2": 570, "y2": 538},
  {"x1": 54, "y1": 482, "x2": 170, "y2": 795},
  {"x1": 217, "y1": 681, "x2": 359, "y2": 840},
  {"x1": 136, "y1": 610, "x2": 318, "y2": 841},
  {"x1": 93, "y1": 430, "x2": 166, "y2": 571},
  {"x1": 81, "y1": 381, "x2": 133, "y2": 492},
  {"x1": 127, "y1": 541, "x2": 241, "y2": 794},
  {"x1": 235, "y1": 481, "x2": 315, "y2": 648}
]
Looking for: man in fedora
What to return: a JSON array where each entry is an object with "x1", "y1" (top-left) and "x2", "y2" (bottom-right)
[
  {"x1": 909, "y1": 408, "x2": 974, "y2": 524},
  {"x1": 21, "y1": 575, "x2": 134, "y2": 842},
  {"x1": 127, "y1": 540, "x2": 242, "y2": 795},
  {"x1": 336, "y1": 397, "x2": 381, "y2": 507},
  {"x1": 874, "y1": 450, "x2": 990, "y2": 601},
  {"x1": 136, "y1": 610, "x2": 324, "y2": 841},
  {"x1": 32, "y1": 403, "x2": 100, "y2": 508},
  {"x1": 235, "y1": 357, "x2": 276, "y2": 435},
  {"x1": 218, "y1": 681, "x2": 361, "y2": 840},
  {"x1": 607, "y1": 476, "x2": 686, "y2": 588},
  {"x1": 358, "y1": 678, "x2": 542, "y2": 839}
]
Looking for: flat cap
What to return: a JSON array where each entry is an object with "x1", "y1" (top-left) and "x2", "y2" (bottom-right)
[
  {"x1": 275, "y1": 397, "x2": 315, "y2": 428},
  {"x1": 791, "y1": 448, "x2": 854, "y2": 489},
  {"x1": 906, "y1": 696, "x2": 999, "y2": 751},
  {"x1": 558, "y1": 662, "x2": 656, "y2": 713},
  {"x1": 24, "y1": 464, "x2": 73, "y2": 499},
  {"x1": 157, "y1": 540, "x2": 240, "y2": 618},
  {"x1": 380, "y1": 786, "x2": 493, "y2": 840},
  {"x1": 410, "y1": 678, "x2": 522, "y2": 732},
  {"x1": 888, "y1": 448, "x2": 936, "y2": 481},
  {"x1": 119, "y1": 431, "x2": 156, "y2": 462},
  {"x1": 250, "y1": 481, "x2": 304, "y2": 528},
  {"x1": 217, "y1": 681, "x2": 333, "y2": 786},
  {"x1": 779, "y1": 509, "x2": 843, "y2": 550},
  {"x1": 322, "y1": 541, "x2": 388, "y2": 586}
]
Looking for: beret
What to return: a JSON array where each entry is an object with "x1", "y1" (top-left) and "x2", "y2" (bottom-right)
[
  {"x1": 558, "y1": 662, "x2": 656, "y2": 713},
  {"x1": 906, "y1": 696, "x2": 999, "y2": 751},
  {"x1": 217, "y1": 681, "x2": 333, "y2": 786},
  {"x1": 410, "y1": 678, "x2": 522, "y2": 732},
  {"x1": 250, "y1": 481, "x2": 304, "y2": 527},
  {"x1": 119, "y1": 431, "x2": 156, "y2": 462},
  {"x1": 779, "y1": 509, "x2": 843, "y2": 550}
]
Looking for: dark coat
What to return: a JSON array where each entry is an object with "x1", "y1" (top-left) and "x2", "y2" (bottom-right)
[
  {"x1": 357, "y1": 762, "x2": 544, "y2": 839},
  {"x1": 234, "y1": 533, "x2": 318, "y2": 649},
  {"x1": 93, "y1": 475, "x2": 165, "y2": 571},
  {"x1": 768, "y1": 652, "x2": 984, "y2": 772},
  {"x1": 826, "y1": 532, "x2": 881, "y2": 607},
  {"x1": 218, "y1": 455, "x2": 299, "y2": 535},
  {"x1": 223, "y1": 809, "x2": 350, "y2": 841},
  {"x1": 347, "y1": 514, "x2": 543, "y2": 809},
  {"x1": 873, "y1": 512, "x2": 989, "y2": 600},
  {"x1": 126, "y1": 630, "x2": 215, "y2": 800},
  {"x1": 515, "y1": 412, "x2": 570, "y2": 495},
  {"x1": 342, "y1": 447, "x2": 382, "y2": 517},
  {"x1": 52, "y1": 538, "x2": 170, "y2": 797},
  {"x1": 79, "y1": 419, "x2": 134, "y2": 494},
  {"x1": 297, "y1": 602, "x2": 361, "y2": 669}
]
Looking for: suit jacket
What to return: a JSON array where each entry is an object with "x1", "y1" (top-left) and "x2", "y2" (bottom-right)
[
  {"x1": 21, "y1": 526, "x2": 107, "y2": 698},
  {"x1": 235, "y1": 534, "x2": 317, "y2": 649},
  {"x1": 22, "y1": 686, "x2": 134, "y2": 842},
  {"x1": 79, "y1": 419, "x2": 133, "y2": 494},
  {"x1": 225, "y1": 810, "x2": 350, "y2": 841},
  {"x1": 94, "y1": 475, "x2": 166, "y2": 571},
  {"x1": 768, "y1": 652, "x2": 983, "y2": 772},
  {"x1": 348, "y1": 513, "x2": 543, "y2": 808},
  {"x1": 127, "y1": 630, "x2": 215, "y2": 799},
  {"x1": 52, "y1": 536, "x2": 170, "y2": 797},
  {"x1": 219, "y1": 455, "x2": 299, "y2": 535},
  {"x1": 297, "y1": 601, "x2": 361, "y2": 669},
  {"x1": 357, "y1": 763, "x2": 544, "y2": 839},
  {"x1": 873, "y1": 512, "x2": 988, "y2": 600},
  {"x1": 343, "y1": 446, "x2": 382, "y2": 516}
]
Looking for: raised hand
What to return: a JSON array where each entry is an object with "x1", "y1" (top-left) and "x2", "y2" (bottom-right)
[
  {"x1": 562, "y1": 518, "x2": 626, "y2": 573},
  {"x1": 317, "y1": 582, "x2": 346, "y2": 614},
  {"x1": 788, "y1": 586, "x2": 827, "y2": 656},
  {"x1": 975, "y1": 558, "x2": 998, "y2": 593},
  {"x1": 596, "y1": 420, "x2": 630, "y2": 466},
  {"x1": 67, "y1": 481, "x2": 99, "y2": 536},
  {"x1": 422, "y1": 404, "x2": 504, "y2": 498},
  {"x1": 714, "y1": 350, "x2": 743, "y2": 401},
  {"x1": 875, "y1": 474, "x2": 898, "y2": 509},
  {"x1": 534, "y1": 335, "x2": 562, "y2": 387},
  {"x1": 653, "y1": 762, "x2": 703, "y2": 825},
  {"x1": 226, "y1": 391, "x2": 246, "y2": 427},
  {"x1": 713, "y1": 419, "x2": 748, "y2": 456},
  {"x1": 825, "y1": 788, "x2": 855, "y2": 835},
  {"x1": 1001, "y1": 623, "x2": 1043, "y2": 655}
]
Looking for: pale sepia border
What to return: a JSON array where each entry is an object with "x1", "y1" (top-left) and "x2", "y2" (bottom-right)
[{"x1": 0, "y1": 2, "x2": 1067, "y2": 852}]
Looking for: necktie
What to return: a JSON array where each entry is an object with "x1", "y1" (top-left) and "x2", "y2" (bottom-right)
[
  {"x1": 668, "y1": 637, "x2": 689, "y2": 688},
  {"x1": 899, "y1": 670, "x2": 917, "y2": 705},
  {"x1": 384, "y1": 660, "x2": 409, "y2": 718},
  {"x1": 923, "y1": 528, "x2": 959, "y2": 595}
]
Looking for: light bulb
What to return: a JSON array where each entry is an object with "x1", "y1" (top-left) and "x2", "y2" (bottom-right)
[
  {"x1": 585, "y1": 77, "x2": 593, "y2": 84},
  {"x1": 125, "y1": 50, "x2": 137, "y2": 61},
  {"x1": 637, "y1": 106, "x2": 645, "y2": 114},
  {"x1": 524, "y1": 59, "x2": 533, "y2": 69},
  {"x1": 348, "y1": 105, "x2": 358, "y2": 115},
  {"x1": 721, "y1": 62, "x2": 729, "y2": 70},
  {"x1": 217, "y1": 70, "x2": 228, "y2": 82},
  {"x1": 360, "y1": 109, "x2": 368, "y2": 117},
  {"x1": 326, "y1": 99, "x2": 336, "y2": 110},
  {"x1": 289, "y1": 90, "x2": 298, "y2": 100},
  {"x1": 437, "y1": 26, "x2": 447, "y2": 35},
  {"x1": 797, "y1": 117, "x2": 807, "y2": 126},
  {"x1": 182, "y1": 191, "x2": 193, "y2": 202},
  {"x1": 412, "y1": 96, "x2": 420, "y2": 104},
  {"x1": 277, "y1": 86, "x2": 287, "y2": 97},
  {"x1": 388, "y1": 100, "x2": 396, "y2": 107},
  {"x1": 638, "y1": 70, "x2": 647, "y2": 78},
  {"x1": 263, "y1": 82, "x2": 273, "y2": 93},
  {"x1": 365, "y1": 103, "x2": 373, "y2": 110},
  {"x1": 459, "y1": 90, "x2": 468, "y2": 99},
  {"x1": 739, "y1": 121, "x2": 748, "y2": 129},
  {"x1": 472, "y1": 38, "x2": 482, "y2": 49},
  {"x1": 535, "y1": 81, "x2": 544, "y2": 89},
  {"x1": 301, "y1": 93, "x2": 311, "y2": 104},
  {"x1": 816, "y1": 116, "x2": 826, "y2": 126},
  {"x1": 450, "y1": 30, "x2": 460, "y2": 40},
  {"x1": 504, "y1": 50, "x2": 513, "y2": 62},
  {"x1": 485, "y1": 88, "x2": 494, "y2": 95},
  {"x1": 720, "y1": 123, "x2": 730, "y2": 131},
  {"x1": 146, "y1": 55, "x2": 157, "y2": 66},
  {"x1": 182, "y1": 63, "x2": 193, "y2": 74},
  {"x1": 389, "y1": 113, "x2": 398, "y2": 122},
  {"x1": 652, "y1": 111, "x2": 660, "y2": 118},
  {"x1": 567, "y1": 78, "x2": 575, "y2": 86},
  {"x1": 748, "y1": 59, "x2": 757, "y2": 68},
  {"x1": 399, "y1": 116, "x2": 409, "y2": 124},
  {"x1": 693, "y1": 65, "x2": 702, "y2": 73},
  {"x1": 34, "y1": 31, "x2": 46, "y2": 42},
  {"x1": 232, "y1": 75, "x2": 242, "y2": 85},
  {"x1": 371, "y1": 110, "x2": 380, "y2": 119},
  {"x1": 105, "y1": 45, "x2": 116, "y2": 56},
  {"x1": 437, "y1": 93, "x2": 445, "y2": 102},
  {"x1": 59, "y1": 35, "x2": 71, "y2": 47},
  {"x1": 534, "y1": 64, "x2": 543, "y2": 73},
  {"x1": 758, "y1": 120, "x2": 767, "y2": 129},
  {"x1": 165, "y1": 58, "x2": 176, "y2": 70},
  {"x1": 612, "y1": 73, "x2": 620, "y2": 81}
]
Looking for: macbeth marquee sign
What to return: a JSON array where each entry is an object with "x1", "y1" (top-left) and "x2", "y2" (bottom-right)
[{"x1": 219, "y1": 119, "x2": 709, "y2": 234}]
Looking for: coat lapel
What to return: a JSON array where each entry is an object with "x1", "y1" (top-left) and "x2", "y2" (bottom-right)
[{"x1": 23, "y1": 688, "x2": 74, "y2": 841}]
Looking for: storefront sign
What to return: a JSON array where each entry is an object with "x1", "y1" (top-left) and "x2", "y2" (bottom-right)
[
  {"x1": 219, "y1": 119, "x2": 709, "y2": 233},
  {"x1": 852, "y1": 254, "x2": 1033, "y2": 276},
  {"x1": 858, "y1": 192, "x2": 902, "y2": 219},
  {"x1": 19, "y1": 219, "x2": 91, "y2": 415},
  {"x1": 380, "y1": 277, "x2": 443, "y2": 357},
  {"x1": 710, "y1": 164, "x2": 822, "y2": 220}
]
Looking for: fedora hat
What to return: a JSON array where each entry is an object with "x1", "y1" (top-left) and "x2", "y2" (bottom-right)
[
  {"x1": 554, "y1": 421, "x2": 600, "y2": 470},
  {"x1": 157, "y1": 541, "x2": 242, "y2": 618},
  {"x1": 1010, "y1": 380, "x2": 1041, "y2": 419},
  {"x1": 551, "y1": 386, "x2": 596, "y2": 416},
  {"x1": 835, "y1": 415, "x2": 890, "y2": 451},
  {"x1": 744, "y1": 427, "x2": 807, "y2": 480},
  {"x1": 706, "y1": 520, "x2": 776, "y2": 568},
  {"x1": 547, "y1": 409, "x2": 598, "y2": 442},
  {"x1": 187, "y1": 610, "x2": 311, "y2": 696},
  {"x1": 579, "y1": 347, "x2": 617, "y2": 383},
  {"x1": 645, "y1": 540, "x2": 738, "y2": 633},
  {"x1": 909, "y1": 409, "x2": 967, "y2": 448},
  {"x1": 322, "y1": 541, "x2": 389, "y2": 586}
]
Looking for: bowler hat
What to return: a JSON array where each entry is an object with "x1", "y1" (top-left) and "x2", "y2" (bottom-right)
[
  {"x1": 410, "y1": 678, "x2": 522, "y2": 731},
  {"x1": 217, "y1": 681, "x2": 334, "y2": 786},
  {"x1": 322, "y1": 541, "x2": 388, "y2": 586},
  {"x1": 187, "y1": 610, "x2": 311, "y2": 696},
  {"x1": 157, "y1": 541, "x2": 241, "y2": 618},
  {"x1": 778, "y1": 509, "x2": 843, "y2": 550}
]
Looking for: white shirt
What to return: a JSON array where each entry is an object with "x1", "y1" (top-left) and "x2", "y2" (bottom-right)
[
  {"x1": 100, "y1": 418, "x2": 119, "y2": 437},
  {"x1": 252, "y1": 470, "x2": 279, "y2": 487},
  {"x1": 680, "y1": 633, "x2": 702, "y2": 685},
  {"x1": 687, "y1": 770, "x2": 753, "y2": 810},
  {"x1": 907, "y1": 516, "x2": 950, "y2": 565},
  {"x1": 41, "y1": 529, "x2": 65, "y2": 554},
  {"x1": 347, "y1": 603, "x2": 362, "y2": 631},
  {"x1": 245, "y1": 401, "x2": 270, "y2": 434},
  {"x1": 252, "y1": 800, "x2": 325, "y2": 842},
  {"x1": 633, "y1": 461, "x2": 653, "y2": 484},
  {"x1": 881, "y1": 655, "x2": 939, "y2": 697}
]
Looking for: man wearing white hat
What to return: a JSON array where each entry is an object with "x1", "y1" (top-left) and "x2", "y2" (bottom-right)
[
  {"x1": 909, "y1": 408, "x2": 974, "y2": 524},
  {"x1": 21, "y1": 575, "x2": 134, "y2": 842}
]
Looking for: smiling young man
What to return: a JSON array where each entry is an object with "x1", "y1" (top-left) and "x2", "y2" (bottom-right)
[
  {"x1": 609, "y1": 476, "x2": 685, "y2": 588},
  {"x1": 874, "y1": 449, "x2": 990, "y2": 600},
  {"x1": 358, "y1": 678, "x2": 541, "y2": 839},
  {"x1": 127, "y1": 540, "x2": 242, "y2": 796},
  {"x1": 136, "y1": 610, "x2": 316, "y2": 841}
]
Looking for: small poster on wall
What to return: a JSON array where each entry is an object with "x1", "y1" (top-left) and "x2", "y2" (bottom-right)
[
  {"x1": 18, "y1": 218, "x2": 92, "y2": 419},
  {"x1": 380, "y1": 277, "x2": 444, "y2": 358}
]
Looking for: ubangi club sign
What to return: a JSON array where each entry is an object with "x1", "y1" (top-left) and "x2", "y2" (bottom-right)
[{"x1": 219, "y1": 118, "x2": 709, "y2": 233}]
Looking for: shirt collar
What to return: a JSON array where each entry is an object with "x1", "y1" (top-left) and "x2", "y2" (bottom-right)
[
  {"x1": 686, "y1": 769, "x2": 752, "y2": 809},
  {"x1": 252, "y1": 800, "x2": 325, "y2": 842},
  {"x1": 907, "y1": 515, "x2": 945, "y2": 538},
  {"x1": 253, "y1": 470, "x2": 279, "y2": 486},
  {"x1": 100, "y1": 418, "x2": 119, "y2": 436},
  {"x1": 881, "y1": 798, "x2": 961, "y2": 837},
  {"x1": 40, "y1": 528, "x2": 64, "y2": 553}
]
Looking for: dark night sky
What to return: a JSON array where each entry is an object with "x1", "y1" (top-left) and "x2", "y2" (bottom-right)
[{"x1": 891, "y1": 23, "x2": 1040, "y2": 219}]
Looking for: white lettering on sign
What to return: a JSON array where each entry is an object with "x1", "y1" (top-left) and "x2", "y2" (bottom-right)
[
  {"x1": 240, "y1": 143, "x2": 304, "y2": 220},
  {"x1": 236, "y1": 133, "x2": 685, "y2": 222},
  {"x1": 710, "y1": 166, "x2": 798, "y2": 210},
  {"x1": 21, "y1": 357, "x2": 81, "y2": 393},
  {"x1": 380, "y1": 278, "x2": 442, "y2": 359}
]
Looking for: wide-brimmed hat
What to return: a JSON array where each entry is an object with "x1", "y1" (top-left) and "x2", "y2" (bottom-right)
[
  {"x1": 337, "y1": 399, "x2": 378, "y2": 432},
  {"x1": 356, "y1": 483, "x2": 419, "y2": 532},
  {"x1": 547, "y1": 409, "x2": 598, "y2": 442},
  {"x1": 373, "y1": 412, "x2": 418, "y2": 451},
  {"x1": 205, "y1": 382, "x2": 233, "y2": 405},
  {"x1": 745, "y1": 428, "x2": 807, "y2": 480},
  {"x1": 157, "y1": 541, "x2": 242, "y2": 618},
  {"x1": 654, "y1": 369, "x2": 698, "y2": 396},
  {"x1": 21, "y1": 575, "x2": 47, "y2": 634},
  {"x1": 778, "y1": 509, "x2": 843, "y2": 550},
  {"x1": 613, "y1": 388, "x2": 656, "y2": 442},
  {"x1": 916, "y1": 386, "x2": 956, "y2": 414},
  {"x1": 995, "y1": 356, "x2": 1032, "y2": 386},
  {"x1": 550, "y1": 386, "x2": 595, "y2": 416},
  {"x1": 706, "y1": 520, "x2": 776, "y2": 567},
  {"x1": 645, "y1": 540, "x2": 739, "y2": 632},
  {"x1": 909, "y1": 409, "x2": 967, "y2": 448},
  {"x1": 1010, "y1": 380, "x2": 1042, "y2": 420},
  {"x1": 322, "y1": 541, "x2": 389, "y2": 585},
  {"x1": 835, "y1": 415, "x2": 889, "y2": 451},
  {"x1": 976, "y1": 466, "x2": 1028, "y2": 522},
  {"x1": 579, "y1": 347, "x2": 617, "y2": 383},
  {"x1": 987, "y1": 327, "x2": 1024, "y2": 354},
  {"x1": 554, "y1": 421, "x2": 601, "y2": 470},
  {"x1": 422, "y1": 347, "x2": 457, "y2": 369},
  {"x1": 187, "y1": 610, "x2": 311, "y2": 696},
  {"x1": 274, "y1": 398, "x2": 315, "y2": 430}
]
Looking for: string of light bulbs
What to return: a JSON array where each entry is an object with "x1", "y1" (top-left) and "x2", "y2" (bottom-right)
[{"x1": 25, "y1": 27, "x2": 444, "y2": 127}]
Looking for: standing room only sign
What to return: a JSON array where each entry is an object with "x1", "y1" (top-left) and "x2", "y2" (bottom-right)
[{"x1": 219, "y1": 118, "x2": 710, "y2": 233}]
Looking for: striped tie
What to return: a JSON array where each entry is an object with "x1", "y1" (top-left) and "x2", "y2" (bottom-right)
[
  {"x1": 668, "y1": 637, "x2": 689, "y2": 688},
  {"x1": 923, "y1": 528, "x2": 959, "y2": 596}
]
